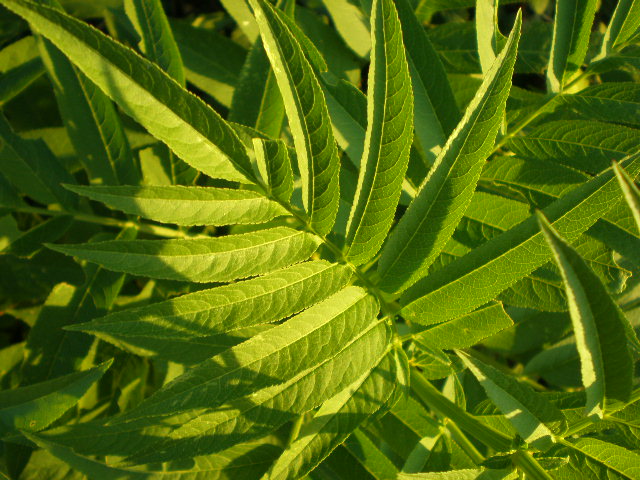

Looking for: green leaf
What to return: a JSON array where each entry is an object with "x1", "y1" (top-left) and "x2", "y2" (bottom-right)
[
  {"x1": 67, "y1": 260, "x2": 352, "y2": 346},
  {"x1": 36, "y1": 0, "x2": 137, "y2": 186},
  {"x1": 0, "y1": 113, "x2": 76, "y2": 209},
  {"x1": 48, "y1": 287, "x2": 390, "y2": 463},
  {"x1": 3, "y1": 215, "x2": 72, "y2": 258},
  {"x1": 344, "y1": 0, "x2": 413, "y2": 266},
  {"x1": 475, "y1": 0, "x2": 501, "y2": 74},
  {"x1": 562, "y1": 438, "x2": 640, "y2": 480},
  {"x1": 0, "y1": 56, "x2": 43, "y2": 106},
  {"x1": 377, "y1": 12, "x2": 522, "y2": 294},
  {"x1": 262, "y1": 350, "x2": 397, "y2": 480},
  {"x1": 125, "y1": 0, "x2": 185, "y2": 85},
  {"x1": 598, "y1": 0, "x2": 640, "y2": 57},
  {"x1": 172, "y1": 19, "x2": 246, "y2": 109},
  {"x1": 401, "y1": 152, "x2": 640, "y2": 326},
  {"x1": 560, "y1": 83, "x2": 640, "y2": 128},
  {"x1": 249, "y1": 0, "x2": 340, "y2": 235},
  {"x1": 21, "y1": 229, "x2": 134, "y2": 384},
  {"x1": 25, "y1": 432, "x2": 280, "y2": 480},
  {"x1": 480, "y1": 155, "x2": 638, "y2": 239},
  {"x1": 546, "y1": 0, "x2": 598, "y2": 92},
  {"x1": 342, "y1": 428, "x2": 399, "y2": 480},
  {"x1": 39, "y1": 41, "x2": 137, "y2": 185},
  {"x1": 398, "y1": 469, "x2": 517, "y2": 479},
  {"x1": 458, "y1": 351, "x2": 566, "y2": 450},
  {"x1": 509, "y1": 120, "x2": 640, "y2": 174},
  {"x1": 536, "y1": 212, "x2": 634, "y2": 417},
  {"x1": 322, "y1": 0, "x2": 371, "y2": 58},
  {"x1": 0, "y1": 361, "x2": 110, "y2": 437},
  {"x1": 614, "y1": 161, "x2": 640, "y2": 233},
  {"x1": 253, "y1": 137, "x2": 294, "y2": 203},
  {"x1": 414, "y1": 303, "x2": 513, "y2": 351},
  {"x1": 395, "y1": 0, "x2": 460, "y2": 159},
  {"x1": 220, "y1": 0, "x2": 259, "y2": 42},
  {"x1": 48, "y1": 227, "x2": 321, "y2": 283},
  {"x1": 230, "y1": 35, "x2": 284, "y2": 136},
  {"x1": 65, "y1": 184, "x2": 289, "y2": 226},
  {"x1": 0, "y1": 0, "x2": 256, "y2": 183}
]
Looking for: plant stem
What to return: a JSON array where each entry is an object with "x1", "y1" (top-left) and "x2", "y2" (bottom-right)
[
  {"x1": 13, "y1": 205, "x2": 193, "y2": 238},
  {"x1": 511, "y1": 450, "x2": 554, "y2": 480},
  {"x1": 260, "y1": 181, "x2": 401, "y2": 317},
  {"x1": 444, "y1": 419, "x2": 485, "y2": 464},
  {"x1": 409, "y1": 368, "x2": 513, "y2": 452}
]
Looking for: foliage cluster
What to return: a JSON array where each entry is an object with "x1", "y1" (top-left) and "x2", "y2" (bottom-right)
[{"x1": 1, "y1": 0, "x2": 640, "y2": 478}]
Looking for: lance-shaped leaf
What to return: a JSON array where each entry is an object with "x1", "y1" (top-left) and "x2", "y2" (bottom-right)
[
  {"x1": 480, "y1": 155, "x2": 638, "y2": 239},
  {"x1": 46, "y1": 287, "x2": 389, "y2": 462},
  {"x1": 377, "y1": 13, "x2": 521, "y2": 294},
  {"x1": 24, "y1": 432, "x2": 280, "y2": 480},
  {"x1": 344, "y1": 0, "x2": 413, "y2": 266},
  {"x1": 0, "y1": 56, "x2": 43, "y2": 106},
  {"x1": 322, "y1": 0, "x2": 370, "y2": 58},
  {"x1": 401, "y1": 152, "x2": 640, "y2": 326},
  {"x1": 398, "y1": 469, "x2": 518, "y2": 479},
  {"x1": 253, "y1": 138, "x2": 294, "y2": 203},
  {"x1": 22, "y1": 228, "x2": 135, "y2": 384},
  {"x1": 112, "y1": 287, "x2": 379, "y2": 423},
  {"x1": 614, "y1": 161, "x2": 640, "y2": 232},
  {"x1": 249, "y1": 0, "x2": 340, "y2": 235},
  {"x1": 509, "y1": 120, "x2": 640, "y2": 174},
  {"x1": 65, "y1": 184, "x2": 289, "y2": 226},
  {"x1": 67, "y1": 260, "x2": 352, "y2": 343},
  {"x1": 599, "y1": 0, "x2": 640, "y2": 58},
  {"x1": 36, "y1": 0, "x2": 135, "y2": 185},
  {"x1": 414, "y1": 303, "x2": 513, "y2": 351},
  {"x1": 125, "y1": 0, "x2": 185, "y2": 85},
  {"x1": 0, "y1": 0, "x2": 255, "y2": 183},
  {"x1": 0, "y1": 113, "x2": 76, "y2": 209},
  {"x1": 172, "y1": 19, "x2": 247, "y2": 109},
  {"x1": 546, "y1": 0, "x2": 598, "y2": 92},
  {"x1": 476, "y1": 0, "x2": 501, "y2": 74},
  {"x1": 38, "y1": 40, "x2": 137, "y2": 185},
  {"x1": 395, "y1": 0, "x2": 459, "y2": 161},
  {"x1": 559, "y1": 83, "x2": 640, "y2": 128},
  {"x1": 458, "y1": 351, "x2": 566, "y2": 450},
  {"x1": 48, "y1": 227, "x2": 321, "y2": 283},
  {"x1": 262, "y1": 350, "x2": 397, "y2": 480},
  {"x1": 562, "y1": 438, "x2": 640, "y2": 480},
  {"x1": 536, "y1": 212, "x2": 633, "y2": 418},
  {"x1": 0, "y1": 361, "x2": 110, "y2": 437},
  {"x1": 229, "y1": 0, "x2": 293, "y2": 136}
]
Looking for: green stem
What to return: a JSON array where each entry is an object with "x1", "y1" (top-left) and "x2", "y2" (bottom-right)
[
  {"x1": 258, "y1": 180, "x2": 401, "y2": 318},
  {"x1": 14, "y1": 205, "x2": 193, "y2": 238},
  {"x1": 410, "y1": 369, "x2": 513, "y2": 452},
  {"x1": 444, "y1": 419, "x2": 485, "y2": 464},
  {"x1": 511, "y1": 450, "x2": 554, "y2": 480}
]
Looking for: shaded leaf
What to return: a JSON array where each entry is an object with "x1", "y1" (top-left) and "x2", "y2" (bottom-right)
[{"x1": 49, "y1": 227, "x2": 321, "y2": 283}]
